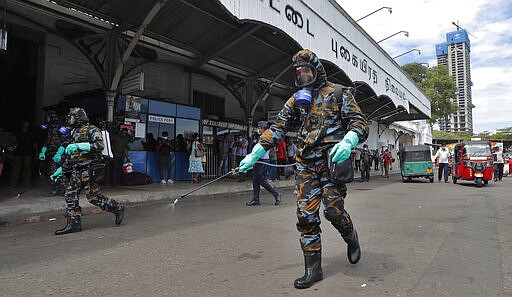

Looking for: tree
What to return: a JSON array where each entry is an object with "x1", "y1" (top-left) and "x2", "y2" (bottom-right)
[{"x1": 402, "y1": 63, "x2": 458, "y2": 126}]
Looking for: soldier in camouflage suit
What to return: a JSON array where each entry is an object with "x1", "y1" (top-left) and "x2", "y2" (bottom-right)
[
  {"x1": 38, "y1": 110, "x2": 68, "y2": 195},
  {"x1": 239, "y1": 50, "x2": 368, "y2": 289},
  {"x1": 51, "y1": 107, "x2": 125, "y2": 235}
]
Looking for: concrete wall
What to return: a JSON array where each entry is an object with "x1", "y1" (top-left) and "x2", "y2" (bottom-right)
[{"x1": 43, "y1": 33, "x2": 103, "y2": 108}]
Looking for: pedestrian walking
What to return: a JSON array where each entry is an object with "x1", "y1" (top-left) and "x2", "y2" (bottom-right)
[
  {"x1": 109, "y1": 127, "x2": 130, "y2": 186},
  {"x1": 232, "y1": 134, "x2": 248, "y2": 181},
  {"x1": 383, "y1": 149, "x2": 392, "y2": 178},
  {"x1": 276, "y1": 138, "x2": 287, "y2": 178},
  {"x1": 217, "y1": 134, "x2": 232, "y2": 176},
  {"x1": 359, "y1": 144, "x2": 373, "y2": 182},
  {"x1": 245, "y1": 121, "x2": 281, "y2": 206},
  {"x1": 435, "y1": 144, "x2": 451, "y2": 182},
  {"x1": 157, "y1": 131, "x2": 174, "y2": 184},
  {"x1": 493, "y1": 146, "x2": 504, "y2": 181},
  {"x1": 9, "y1": 120, "x2": 37, "y2": 188},
  {"x1": 373, "y1": 148, "x2": 380, "y2": 171},
  {"x1": 188, "y1": 133, "x2": 204, "y2": 183},
  {"x1": 268, "y1": 146, "x2": 278, "y2": 181},
  {"x1": 238, "y1": 49, "x2": 368, "y2": 289}
]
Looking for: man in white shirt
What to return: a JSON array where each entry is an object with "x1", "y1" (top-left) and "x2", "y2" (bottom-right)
[
  {"x1": 435, "y1": 144, "x2": 451, "y2": 183},
  {"x1": 493, "y1": 146, "x2": 504, "y2": 181}
]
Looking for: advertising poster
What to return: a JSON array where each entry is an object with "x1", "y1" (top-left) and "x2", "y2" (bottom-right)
[{"x1": 125, "y1": 95, "x2": 141, "y2": 121}]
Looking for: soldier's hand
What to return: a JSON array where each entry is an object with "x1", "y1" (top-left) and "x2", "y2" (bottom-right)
[
  {"x1": 39, "y1": 147, "x2": 47, "y2": 160},
  {"x1": 330, "y1": 131, "x2": 359, "y2": 164},
  {"x1": 50, "y1": 167, "x2": 63, "y2": 182},
  {"x1": 65, "y1": 143, "x2": 91, "y2": 154}
]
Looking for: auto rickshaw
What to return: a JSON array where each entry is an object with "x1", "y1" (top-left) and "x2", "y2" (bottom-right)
[
  {"x1": 451, "y1": 141, "x2": 493, "y2": 187},
  {"x1": 399, "y1": 145, "x2": 434, "y2": 183}
]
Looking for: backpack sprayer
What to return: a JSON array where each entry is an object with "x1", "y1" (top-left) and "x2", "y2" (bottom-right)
[{"x1": 171, "y1": 161, "x2": 296, "y2": 206}]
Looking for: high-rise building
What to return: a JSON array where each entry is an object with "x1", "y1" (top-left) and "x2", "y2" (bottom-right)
[{"x1": 435, "y1": 29, "x2": 473, "y2": 133}]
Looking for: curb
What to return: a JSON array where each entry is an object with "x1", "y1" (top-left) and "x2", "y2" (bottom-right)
[{"x1": 0, "y1": 179, "x2": 295, "y2": 223}]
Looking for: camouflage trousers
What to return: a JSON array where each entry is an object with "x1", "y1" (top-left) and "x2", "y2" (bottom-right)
[
  {"x1": 295, "y1": 156, "x2": 354, "y2": 255},
  {"x1": 64, "y1": 166, "x2": 120, "y2": 222}
]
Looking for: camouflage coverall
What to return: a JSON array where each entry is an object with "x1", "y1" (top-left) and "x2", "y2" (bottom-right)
[
  {"x1": 63, "y1": 109, "x2": 120, "y2": 223},
  {"x1": 42, "y1": 112, "x2": 68, "y2": 192},
  {"x1": 259, "y1": 50, "x2": 368, "y2": 255}
]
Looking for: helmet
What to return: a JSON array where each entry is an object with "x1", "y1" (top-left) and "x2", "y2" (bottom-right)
[{"x1": 66, "y1": 107, "x2": 89, "y2": 127}]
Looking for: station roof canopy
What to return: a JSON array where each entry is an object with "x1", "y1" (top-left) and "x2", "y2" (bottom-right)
[{"x1": 21, "y1": 0, "x2": 429, "y2": 123}]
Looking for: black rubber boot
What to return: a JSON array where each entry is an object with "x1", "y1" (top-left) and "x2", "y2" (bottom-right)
[
  {"x1": 115, "y1": 204, "x2": 125, "y2": 225},
  {"x1": 55, "y1": 218, "x2": 81, "y2": 235},
  {"x1": 343, "y1": 229, "x2": 361, "y2": 264},
  {"x1": 294, "y1": 253, "x2": 323, "y2": 289}
]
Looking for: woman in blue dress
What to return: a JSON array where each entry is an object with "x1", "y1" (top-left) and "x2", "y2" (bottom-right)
[{"x1": 188, "y1": 133, "x2": 204, "y2": 183}]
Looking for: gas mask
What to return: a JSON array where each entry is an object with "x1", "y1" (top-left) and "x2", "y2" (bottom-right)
[
  {"x1": 293, "y1": 64, "x2": 317, "y2": 109},
  {"x1": 66, "y1": 113, "x2": 77, "y2": 127}
]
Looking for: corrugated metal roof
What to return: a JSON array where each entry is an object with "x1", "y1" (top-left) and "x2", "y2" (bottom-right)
[
  {"x1": 46, "y1": 0, "x2": 425, "y2": 120},
  {"x1": 53, "y1": 0, "x2": 299, "y2": 84}
]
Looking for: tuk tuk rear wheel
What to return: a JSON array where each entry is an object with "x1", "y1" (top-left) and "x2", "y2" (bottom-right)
[{"x1": 476, "y1": 178, "x2": 483, "y2": 188}]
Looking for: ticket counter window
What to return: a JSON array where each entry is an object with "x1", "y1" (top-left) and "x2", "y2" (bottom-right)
[
  {"x1": 147, "y1": 121, "x2": 176, "y2": 142},
  {"x1": 176, "y1": 118, "x2": 199, "y2": 141}
]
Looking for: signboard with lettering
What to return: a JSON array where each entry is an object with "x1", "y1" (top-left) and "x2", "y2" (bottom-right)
[
  {"x1": 122, "y1": 72, "x2": 144, "y2": 95},
  {"x1": 149, "y1": 115, "x2": 175, "y2": 124},
  {"x1": 202, "y1": 119, "x2": 248, "y2": 131},
  {"x1": 217, "y1": 0, "x2": 430, "y2": 117}
]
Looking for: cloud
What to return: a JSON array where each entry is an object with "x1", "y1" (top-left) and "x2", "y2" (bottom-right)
[{"x1": 337, "y1": 0, "x2": 512, "y2": 132}]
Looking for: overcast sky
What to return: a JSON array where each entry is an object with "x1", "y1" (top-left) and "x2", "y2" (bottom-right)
[{"x1": 336, "y1": 0, "x2": 512, "y2": 133}]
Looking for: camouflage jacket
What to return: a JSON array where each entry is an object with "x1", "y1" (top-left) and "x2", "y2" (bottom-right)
[
  {"x1": 64, "y1": 124, "x2": 104, "y2": 168},
  {"x1": 260, "y1": 82, "x2": 368, "y2": 160}
]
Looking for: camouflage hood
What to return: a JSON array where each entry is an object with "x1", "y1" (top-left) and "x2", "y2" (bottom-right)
[
  {"x1": 67, "y1": 107, "x2": 89, "y2": 127},
  {"x1": 292, "y1": 49, "x2": 328, "y2": 90}
]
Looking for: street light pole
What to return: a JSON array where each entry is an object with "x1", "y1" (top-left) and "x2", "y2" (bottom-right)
[
  {"x1": 356, "y1": 6, "x2": 392, "y2": 22},
  {"x1": 377, "y1": 30, "x2": 409, "y2": 43},
  {"x1": 392, "y1": 49, "x2": 421, "y2": 59}
]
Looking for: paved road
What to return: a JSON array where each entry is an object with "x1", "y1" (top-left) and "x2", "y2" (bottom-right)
[{"x1": 1, "y1": 175, "x2": 511, "y2": 297}]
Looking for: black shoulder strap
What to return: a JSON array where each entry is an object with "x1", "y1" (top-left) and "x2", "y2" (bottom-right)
[
  {"x1": 333, "y1": 84, "x2": 344, "y2": 105},
  {"x1": 333, "y1": 84, "x2": 351, "y2": 129},
  {"x1": 333, "y1": 84, "x2": 354, "y2": 105}
]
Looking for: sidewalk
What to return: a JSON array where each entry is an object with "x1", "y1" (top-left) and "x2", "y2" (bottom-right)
[{"x1": 0, "y1": 168, "x2": 392, "y2": 221}]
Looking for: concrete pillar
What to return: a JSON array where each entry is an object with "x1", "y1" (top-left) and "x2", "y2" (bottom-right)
[{"x1": 105, "y1": 90, "x2": 116, "y2": 126}]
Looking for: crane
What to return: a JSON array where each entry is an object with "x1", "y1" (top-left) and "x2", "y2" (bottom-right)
[{"x1": 451, "y1": 21, "x2": 477, "y2": 39}]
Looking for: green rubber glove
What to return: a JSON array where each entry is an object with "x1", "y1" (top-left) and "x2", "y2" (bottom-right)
[
  {"x1": 50, "y1": 167, "x2": 63, "y2": 182},
  {"x1": 239, "y1": 143, "x2": 267, "y2": 173},
  {"x1": 65, "y1": 142, "x2": 91, "y2": 155},
  {"x1": 38, "y1": 147, "x2": 47, "y2": 160},
  {"x1": 329, "y1": 131, "x2": 359, "y2": 164},
  {"x1": 53, "y1": 146, "x2": 65, "y2": 163}
]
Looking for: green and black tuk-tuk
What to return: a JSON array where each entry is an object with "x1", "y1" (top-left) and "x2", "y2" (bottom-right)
[{"x1": 399, "y1": 145, "x2": 434, "y2": 183}]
